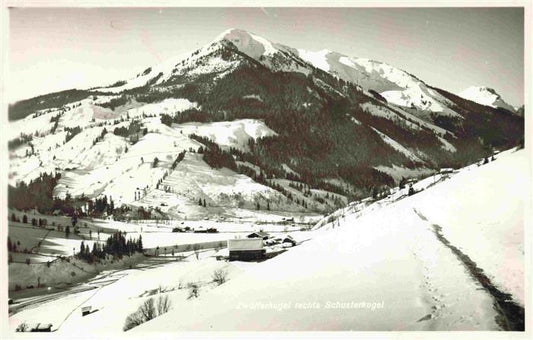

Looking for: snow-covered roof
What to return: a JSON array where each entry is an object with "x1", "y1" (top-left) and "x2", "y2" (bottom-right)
[{"x1": 247, "y1": 231, "x2": 270, "y2": 238}]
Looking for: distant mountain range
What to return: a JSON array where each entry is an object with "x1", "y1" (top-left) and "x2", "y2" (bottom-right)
[{"x1": 8, "y1": 28, "x2": 523, "y2": 218}]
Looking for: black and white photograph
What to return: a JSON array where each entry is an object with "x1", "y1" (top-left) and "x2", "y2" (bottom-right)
[{"x1": 1, "y1": 2, "x2": 530, "y2": 337}]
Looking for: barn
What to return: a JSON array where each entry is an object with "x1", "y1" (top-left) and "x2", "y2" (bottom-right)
[{"x1": 227, "y1": 238, "x2": 265, "y2": 261}]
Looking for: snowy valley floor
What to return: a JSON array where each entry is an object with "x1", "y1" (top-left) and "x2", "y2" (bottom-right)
[{"x1": 7, "y1": 148, "x2": 526, "y2": 333}]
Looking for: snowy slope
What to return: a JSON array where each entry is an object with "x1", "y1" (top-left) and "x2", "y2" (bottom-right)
[
  {"x1": 49, "y1": 126, "x2": 194, "y2": 201},
  {"x1": 134, "y1": 152, "x2": 303, "y2": 218},
  {"x1": 53, "y1": 119, "x2": 284, "y2": 211},
  {"x1": 174, "y1": 119, "x2": 277, "y2": 152},
  {"x1": 131, "y1": 148, "x2": 525, "y2": 331},
  {"x1": 458, "y1": 86, "x2": 517, "y2": 113},
  {"x1": 8, "y1": 97, "x2": 197, "y2": 143},
  {"x1": 413, "y1": 148, "x2": 526, "y2": 305},
  {"x1": 8, "y1": 95, "x2": 305, "y2": 217},
  {"x1": 9, "y1": 256, "x2": 247, "y2": 335},
  {"x1": 126, "y1": 98, "x2": 199, "y2": 119}
]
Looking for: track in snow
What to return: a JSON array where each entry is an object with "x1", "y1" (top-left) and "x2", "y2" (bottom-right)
[{"x1": 413, "y1": 209, "x2": 524, "y2": 331}]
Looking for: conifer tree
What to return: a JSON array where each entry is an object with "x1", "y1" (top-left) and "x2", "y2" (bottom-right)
[
  {"x1": 137, "y1": 235, "x2": 143, "y2": 252},
  {"x1": 79, "y1": 241, "x2": 85, "y2": 258}
]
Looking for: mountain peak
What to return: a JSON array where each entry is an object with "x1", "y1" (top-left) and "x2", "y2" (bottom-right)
[
  {"x1": 212, "y1": 28, "x2": 249, "y2": 41},
  {"x1": 474, "y1": 86, "x2": 499, "y2": 97},
  {"x1": 458, "y1": 86, "x2": 516, "y2": 113},
  {"x1": 461, "y1": 86, "x2": 498, "y2": 97},
  {"x1": 213, "y1": 28, "x2": 278, "y2": 60}
]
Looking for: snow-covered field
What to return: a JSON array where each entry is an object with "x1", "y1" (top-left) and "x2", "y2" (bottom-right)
[{"x1": 7, "y1": 147, "x2": 526, "y2": 334}]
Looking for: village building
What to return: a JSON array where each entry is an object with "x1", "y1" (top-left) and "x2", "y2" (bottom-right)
[
  {"x1": 228, "y1": 238, "x2": 265, "y2": 261},
  {"x1": 246, "y1": 231, "x2": 270, "y2": 240},
  {"x1": 282, "y1": 235, "x2": 297, "y2": 247}
]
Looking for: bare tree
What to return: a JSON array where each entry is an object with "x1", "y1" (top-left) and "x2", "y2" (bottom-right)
[
  {"x1": 212, "y1": 269, "x2": 228, "y2": 285},
  {"x1": 157, "y1": 295, "x2": 171, "y2": 315},
  {"x1": 124, "y1": 296, "x2": 172, "y2": 331},
  {"x1": 192, "y1": 244, "x2": 201, "y2": 259},
  {"x1": 123, "y1": 309, "x2": 145, "y2": 331}
]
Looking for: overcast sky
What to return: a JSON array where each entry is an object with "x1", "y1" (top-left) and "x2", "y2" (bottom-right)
[{"x1": 9, "y1": 7, "x2": 524, "y2": 106}]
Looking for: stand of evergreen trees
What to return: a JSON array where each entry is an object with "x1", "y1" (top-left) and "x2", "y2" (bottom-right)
[
  {"x1": 113, "y1": 120, "x2": 143, "y2": 138},
  {"x1": 8, "y1": 89, "x2": 92, "y2": 121},
  {"x1": 8, "y1": 133, "x2": 33, "y2": 150},
  {"x1": 65, "y1": 126, "x2": 82, "y2": 143},
  {"x1": 189, "y1": 134, "x2": 238, "y2": 171},
  {"x1": 159, "y1": 108, "x2": 218, "y2": 126},
  {"x1": 99, "y1": 95, "x2": 128, "y2": 110},
  {"x1": 171, "y1": 151, "x2": 186, "y2": 169},
  {"x1": 77, "y1": 232, "x2": 143, "y2": 263},
  {"x1": 8, "y1": 172, "x2": 61, "y2": 212}
]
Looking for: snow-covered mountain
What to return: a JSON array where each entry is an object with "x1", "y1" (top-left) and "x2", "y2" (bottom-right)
[
  {"x1": 8, "y1": 28, "x2": 524, "y2": 219},
  {"x1": 296, "y1": 49, "x2": 460, "y2": 115},
  {"x1": 458, "y1": 86, "x2": 518, "y2": 114},
  {"x1": 92, "y1": 28, "x2": 311, "y2": 95},
  {"x1": 92, "y1": 28, "x2": 456, "y2": 116}
]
